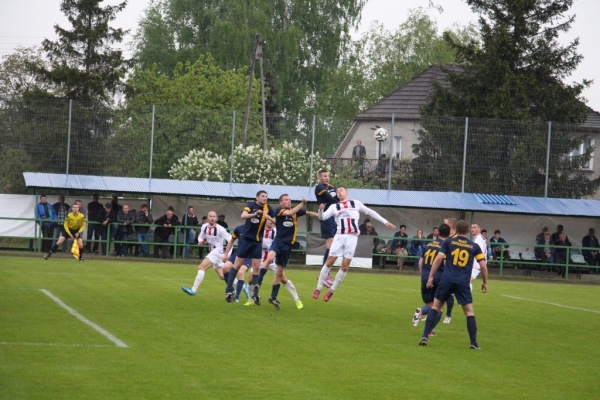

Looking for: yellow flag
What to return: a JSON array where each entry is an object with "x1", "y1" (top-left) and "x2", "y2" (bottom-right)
[{"x1": 71, "y1": 240, "x2": 80, "y2": 259}]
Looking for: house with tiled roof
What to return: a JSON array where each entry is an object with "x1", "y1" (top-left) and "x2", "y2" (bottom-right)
[{"x1": 334, "y1": 64, "x2": 600, "y2": 187}]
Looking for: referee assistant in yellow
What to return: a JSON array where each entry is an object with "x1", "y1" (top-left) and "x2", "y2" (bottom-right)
[{"x1": 44, "y1": 203, "x2": 87, "y2": 261}]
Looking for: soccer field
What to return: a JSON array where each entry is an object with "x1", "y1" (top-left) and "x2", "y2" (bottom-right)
[{"x1": 1, "y1": 256, "x2": 599, "y2": 399}]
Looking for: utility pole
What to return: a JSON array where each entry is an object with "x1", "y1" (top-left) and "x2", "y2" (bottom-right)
[{"x1": 242, "y1": 33, "x2": 267, "y2": 150}]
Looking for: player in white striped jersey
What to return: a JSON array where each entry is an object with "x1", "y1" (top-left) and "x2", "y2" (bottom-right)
[
  {"x1": 313, "y1": 187, "x2": 396, "y2": 302},
  {"x1": 181, "y1": 211, "x2": 232, "y2": 296},
  {"x1": 470, "y1": 223, "x2": 487, "y2": 292}
]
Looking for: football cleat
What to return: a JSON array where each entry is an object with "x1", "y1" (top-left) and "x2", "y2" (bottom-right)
[
  {"x1": 181, "y1": 286, "x2": 196, "y2": 296},
  {"x1": 419, "y1": 337, "x2": 428, "y2": 346},
  {"x1": 78, "y1": 258, "x2": 84, "y2": 262},
  {"x1": 428, "y1": 331, "x2": 437, "y2": 337},
  {"x1": 323, "y1": 275, "x2": 334, "y2": 288},
  {"x1": 470, "y1": 343, "x2": 481, "y2": 350},
  {"x1": 268, "y1": 297, "x2": 281, "y2": 310},
  {"x1": 443, "y1": 316, "x2": 452, "y2": 324},
  {"x1": 324, "y1": 290, "x2": 334, "y2": 302},
  {"x1": 312, "y1": 289, "x2": 320, "y2": 299},
  {"x1": 252, "y1": 293, "x2": 261, "y2": 306},
  {"x1": 243, "y1": 300, "x2": 255, "y2": 306},
  {"x1": 225, "y1": 292, "x2": 234, "y2": 303},
  {"x1": 295, "y1": 300, "x2": 304, "y2": 310},
  {"x1": 412, "y1": 308, "x2": 422, "y2": 327}
]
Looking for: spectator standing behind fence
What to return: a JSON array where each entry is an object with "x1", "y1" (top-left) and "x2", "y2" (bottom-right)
[
  {"x1": 391, "y1": 225, "x2": 409, "y2": 270},
  {"x1": 110, "y1": 196, "x2": 123, "y2": 255},
  {"x1": 490, "y1": 230, "x2": 510, "y2": 260},
  {"x1": 85, "y1": 194, "x2": 103, "y2": 254},
  {"x1": 410, "y1": 229, "x2": 426, "y2": 271},
  {"x1": 536, "y1": 226, "x2": 549, "y2": 243},
  {"x1": 352, "y1": 140, "x2": 367, "y2": 178},
  {"x1": 154, "y1": 207, "x2": 180, "y2": 259},
  {"x1": 116, "y1": 204, "x2": 135, "y2": 257},
  {"x1": 35, "y1": 195, "x2": 57, "y2": 253},
  {"x1": 426, "y1": 227, "x2": 439, "y2": 241},
  {"x1": 135, "y1": 204, "x2": 153, "y2": 257},
  {"x1": 52, "y1": 194, "x2": 70, "y2": 252},
  {"x1": 359, "y1": 219, "x2": 379, "y2": 251},
  {"x1": 535, "y1": 231, "x2": 553, "y2": 264},
  {"x1": 551, "y1": 224, "x2": 568, "y2": 244},
  {"x1": 217, "y1": 214, "x2": 229, "y2": 229},
  {"x1": 582, "y1": 228, "x2": 600, "y2": 268},
  {"x1": 101, "y1": 203, "x2": 117, "y2": 255},
  {"x1": 552, "y1": 232, "x2": 572, "y2": 278},
  {"x1": 181, "y1": 206, "x2": 199, "y2": 259}
]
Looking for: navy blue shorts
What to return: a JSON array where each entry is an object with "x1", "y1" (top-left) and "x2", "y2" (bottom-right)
[
  {"x1": 320, "y1": 217, "x2": 337, "y2": 239},
  {"x1": 421, "y1": 281, "x2": 437, "y2": 304},
  {"x1": 235, "y1": 237, "x2": 262, "y2": 260},
  {"x1": 421, "y1": 271, "x2": 442, "y2": 304},
  {"x1": 270, "y1": 240, "x2": 292, "y2": 268},
  {"x1": 435, "y1": 280, "x2": 473, "y2": 305},
  {"x1": 227, "y1": 252, "x2": 251, "y2": 267}
]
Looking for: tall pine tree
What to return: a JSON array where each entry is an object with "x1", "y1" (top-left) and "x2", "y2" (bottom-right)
[{"x1": 37, "y1": 0, "x2": 130, "y2": 103}]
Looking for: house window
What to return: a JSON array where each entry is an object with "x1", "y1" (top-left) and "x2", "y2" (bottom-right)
[
  {"x1": 393, "y1": 136, "x2": 402, "y2": 159},
  {"x1": 376, "y1": 136, "x2": 402, "y2": 159},
  {"x1": 570, "y1": 138, "x2": 594, "y2": 170}
]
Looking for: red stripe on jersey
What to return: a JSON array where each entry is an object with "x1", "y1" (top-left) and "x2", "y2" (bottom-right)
[{"x1": 346, "y1": 218, "x2": 353, "y2": 233}]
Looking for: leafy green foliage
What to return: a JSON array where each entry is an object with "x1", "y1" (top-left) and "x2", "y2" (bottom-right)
[
  {"x1": 134, "y1": 0, "x2": 366, "y2": 114},
  {"x1": 315, "y1": 7, "x2": 478, "y2": 118}
]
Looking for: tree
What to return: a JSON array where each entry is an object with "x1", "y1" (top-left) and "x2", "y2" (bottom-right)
[
  {"x1": 0, "y1": 47, "x2": 58, "y2": 101},
  {"x1": 413, "y1": 0, "x2": 597, "y2": 198},
  {"x1": 108, "y1": 55, "x2": 263, "y2": 179},
  {"x1": 35, "y1": 0, "x2": 130, "y2": 103},
  {"x1": 134, "y1": 0, "x2": 366, "y2": 115},
  {"x1": 315, "y1": 7, "x2": 478, "y2": 118}
]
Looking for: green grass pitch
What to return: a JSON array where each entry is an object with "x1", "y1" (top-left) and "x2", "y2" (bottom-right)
[{"x1": 1, "y1": 256, "x2": 599, "y2": 399}]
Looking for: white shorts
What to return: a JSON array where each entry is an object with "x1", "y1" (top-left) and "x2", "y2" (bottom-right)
[
  {"x1": 329, "y1": 234, "x2": 358, "y2": 259},
  {"x1": 205, "y1": 248, "x2": 225, "y2": 270},
  {"x1": 471, "y1": 267, "x2": 481, "y2": 279}
]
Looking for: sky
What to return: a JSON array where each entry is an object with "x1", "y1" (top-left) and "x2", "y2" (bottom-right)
[{"x1": 0, "y1": 0, "x2": 598, "y2": 111}]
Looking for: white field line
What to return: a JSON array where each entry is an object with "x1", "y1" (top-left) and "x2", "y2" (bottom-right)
[
  {"x1": 0, "y1": 342, "x2": 112, "y2": 348},
  {"x1": 502, "y1": 294, "x2": 600, "y2": 314},
  {"x1": 39, "y1": 289, "x2": 128, "y2": 348}
]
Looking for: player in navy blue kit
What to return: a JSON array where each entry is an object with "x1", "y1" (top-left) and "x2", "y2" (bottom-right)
[
  {"x1": 223, "y1": 190, "x2": 275, "y2": 304},
  {"x1": 412, "y1": 223, "x2": 450, "y2": 332},
  {"x1": 419, "y1": 220, "x2": 488, "y2": 350},
  {"x1": 262, "y1": 194, "x2": 318, "y2": 310},
  {"x1": 314, "y1": 170, "x2": 338, "y2": 264}
]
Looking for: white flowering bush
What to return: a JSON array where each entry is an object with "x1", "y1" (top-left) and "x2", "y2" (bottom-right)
[
  {"x1": 169, "y1": 140, "x2": 330, "y2": 185},
  {"x1": 168, "y1": 148, "x2": 229, "y2": 181}
]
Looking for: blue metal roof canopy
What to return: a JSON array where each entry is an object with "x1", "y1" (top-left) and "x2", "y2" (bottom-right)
[{"x1": 23, "y1": 172, "x2": 600, "y2": 217}]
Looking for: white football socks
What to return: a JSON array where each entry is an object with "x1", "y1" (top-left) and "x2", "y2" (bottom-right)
[
  {"x1": 317, "y1": 265, "x2": 332, "y2": 291},
  {"x1": 285, "y1": 280, "x2": 299, "y2": 302},
  {"x1": 192, "y1": 270, "x2": 205, "y2": 292},
  {"x1": 331, "y1": 269, "x2": 347, "y2": 291}
]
